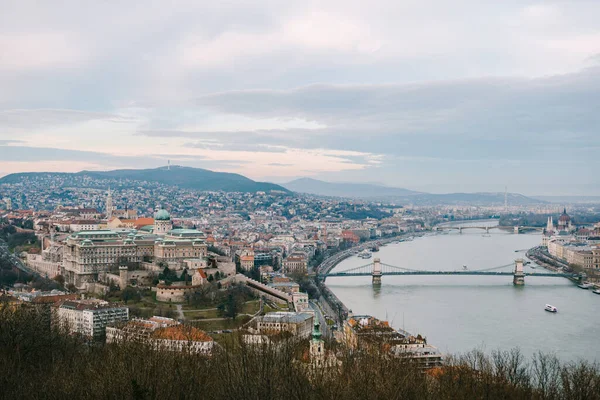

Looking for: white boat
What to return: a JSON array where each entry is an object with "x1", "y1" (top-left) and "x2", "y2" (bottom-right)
[
  {"x1": 357, "y1": 250, "x2": 372, "y2": 259},
  {"x1": 578, "y1": 283, "x2": 594, "y2": 290},
  {"x1": 544, "y1": 304, "x2": 557, "y2": 313},
  {"x1": 593, "y1": 289, "x2": 600, "y2": 295}
]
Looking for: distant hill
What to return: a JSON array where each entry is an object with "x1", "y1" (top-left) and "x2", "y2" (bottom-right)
[
  {"x1": 283, "y1": 178, "x2": 421, "y2": 198},
  {"x1": 0, "y1": 166, "x2": 289, "y2": 193},
  {"x1": 532, "y1": 195, "x2": 600, "y2": 204},
  {"x1": 283, "y1": 178, "x2": 543, "y2": 206},
  {"x1": 409, "y1": 192, "x2": 543, "y2": 206}
]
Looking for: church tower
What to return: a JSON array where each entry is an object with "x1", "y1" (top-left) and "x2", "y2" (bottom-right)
[
  {"x1": 106, "y1": 187, "x2": 113, "y2": 219},
  {"x1": 546, "y1": 216, "x2": 553, "y2": 233},
  {"x1": 310, "y1": 319, "x2": 324, "y2": 366}
]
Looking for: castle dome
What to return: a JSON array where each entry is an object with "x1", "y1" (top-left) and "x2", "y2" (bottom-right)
[
  {"x1": 559, "y1": 208, "x2": 571, "y2": 223},
  {"x1": 155, "y1": 209, "x2": 171, "y2": 221}
]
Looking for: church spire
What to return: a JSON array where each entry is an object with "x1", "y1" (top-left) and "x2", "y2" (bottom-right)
[
  {"x1": 106, "y1": 186, "x2": 113, "y2": 219},
  {"x1": 312, "y1": 319, "x2": 322, "y2": 341}
]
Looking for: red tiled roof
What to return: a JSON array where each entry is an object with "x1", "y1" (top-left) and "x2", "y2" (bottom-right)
[
  {"x1": 121, "y1": 217, "x2": 154, "y2": 228},
  {"x1": 196, "y1": 269, "x2": 207, "y2": 279},
  {"x1": 152, "y1": 325, "x2": 212, "y2": 342}
]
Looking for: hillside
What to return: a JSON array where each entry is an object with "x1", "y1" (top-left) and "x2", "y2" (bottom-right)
[
  {"x1": 283, "y1": 178, "x2": 543, "y2": 206},
  {"x1": 409, "y1": 192, "x2": 543, "y2": 206},
  {"x1": 0, "y1": 166, "x2": 289, "y2": 193},
  {"x1": 532, "y1": 195, "x2": 600, "y2": 204},
  {"x1": 283, "y1": 178, "x2": 421, "y2": 198}
]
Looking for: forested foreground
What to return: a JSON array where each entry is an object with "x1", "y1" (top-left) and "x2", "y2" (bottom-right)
[{"x1": 1, "y1": 306, "x2": 599, "y2": 400}]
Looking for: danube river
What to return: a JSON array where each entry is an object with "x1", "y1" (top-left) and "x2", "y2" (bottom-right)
[{"x1": 327, "y1": 220, "x2": 600, "y2": 362}]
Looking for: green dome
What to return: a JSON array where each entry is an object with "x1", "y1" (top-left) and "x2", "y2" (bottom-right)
[
  {"x1": 155, "y1": 209, "x2": 171, "y2": 221},
  {"x1": 312, "y1": 320, "x2": 322, "y2": 341}
]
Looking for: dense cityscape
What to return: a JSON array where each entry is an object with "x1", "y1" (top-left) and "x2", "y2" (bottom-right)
[
  {"x1": 2, "y1": 168, "x2": 600, "y2": 374},
  {"x1": 2, "y1": 1, "x2": 600, "y2": 398}
]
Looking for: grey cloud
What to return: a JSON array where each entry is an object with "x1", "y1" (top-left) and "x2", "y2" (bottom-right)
[
  {"x1": 1, "y1": 1, "x2": 599, "y2": 194},
  {"x1": 0, "y1": 109, "x2": 134, "y2": 131},
  {"x1": 191, "y1": 68, "x2": 600, "y2": 160},
  {"x1": 0, "y1": 146, "x2": 160, "y2": 166},
  {"x1": 0, "y1": 145, "x2": 253, "y2": 173},
  {"x1": 183, "y1": 140, "x2": 289, "y2": 153}
]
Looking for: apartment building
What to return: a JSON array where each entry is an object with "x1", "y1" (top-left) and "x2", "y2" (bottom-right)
[{"x1": 55, "y1": 299, "x2": 129, "y2": 339}]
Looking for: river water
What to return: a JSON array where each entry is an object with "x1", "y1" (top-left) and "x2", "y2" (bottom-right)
[{"x1": 327, "y1": 220, "x2": 600, "y2": 362}]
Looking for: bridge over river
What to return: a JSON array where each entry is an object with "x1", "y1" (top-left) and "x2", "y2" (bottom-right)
[
  {"x1": 435, "y1": 225, "x2": 544, "y2": 234},
  {"x1": 318, "y1": 258, "x2": 582, "y2": 286}
]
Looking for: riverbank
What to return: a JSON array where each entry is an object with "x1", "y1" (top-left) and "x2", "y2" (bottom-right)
[
  {"x1": 526, "y1": 246, "x2": 569, "y2": 273},
  {"x1": 527, "y1": 246, "x2": 598, "y2": 288}
]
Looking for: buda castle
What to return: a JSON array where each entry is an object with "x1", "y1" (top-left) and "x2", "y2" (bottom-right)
[{"x1": 62, "y1": 208, "x2": 208, "y2": 289}]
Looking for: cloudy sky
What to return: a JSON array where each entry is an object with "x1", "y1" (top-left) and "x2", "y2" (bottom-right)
[{"x1": 1, "y1": 1, "x2": 599, "y2": 195}]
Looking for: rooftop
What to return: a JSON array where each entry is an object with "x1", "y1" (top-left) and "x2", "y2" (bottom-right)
[
  {"x1": 73, "y1": 230, "x2": 119, "y2": 236},
  {"x1": 257, "y1": 312, "x2": 313, "y2": 324},
  {"x1": 269, "y1": 282, "x2": 300, "y2": 288},
  {"x1": 59, "y1": 299, "x2": 126, "y2": 311},
  {"x1": 152, "y1": 325, "x2": 212, "y2": 342}
]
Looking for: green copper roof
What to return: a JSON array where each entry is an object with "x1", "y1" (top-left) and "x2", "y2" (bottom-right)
[
  {"x1": 75, "y1": 230, "x2": 117, "y2": 236},
  {"x1": 169, "y1": 228, "x2": 201, "y2": 234},
  {"x1": 312, "y1": 319, "x2": 322, "y2": 341},
  {"x1": 155, "y1": 209, "x2": 171, "y2": 221}
]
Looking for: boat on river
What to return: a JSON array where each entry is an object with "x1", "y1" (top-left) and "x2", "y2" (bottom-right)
[
  {"x1": 357, "y1": 250, "x2": 372, "y2": 259},
  {"x1": 593, "y1": 289, "x2": 600, "y2": 295},
  {"x1": 578, "y1": 283, "x2": 594, "y2": 290},
  {"x1": 545, "y1": 304, "x2": 558, "y2": 313}
]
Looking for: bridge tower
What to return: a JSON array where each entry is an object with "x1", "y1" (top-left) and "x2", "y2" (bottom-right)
[
  {"x1": 514, "y1": 226, "x2": 520, "y2": 234},
  {"x1": 372, "y1": 258, "x2": 382, "y2": 285},
  {"x1": 513, "y1": 259, "x2": 525, "y2": 285},
  {"x1": 458, "y1": 227, "x2": 463, "y2": 234},
  {"x1": 485, "y1": 226, "x2": 489, "y2": 234}
]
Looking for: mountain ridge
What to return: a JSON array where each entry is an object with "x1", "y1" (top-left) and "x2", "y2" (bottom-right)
[
  {"x1": 283, "y1": 177, "x2": 544, "y2": 205},
  {"x1": 0, "y1": 166, "x2": 289, "y2": 193},
  {"x1": 284, "y1": 177, "x2": 421, "y2": 198}
]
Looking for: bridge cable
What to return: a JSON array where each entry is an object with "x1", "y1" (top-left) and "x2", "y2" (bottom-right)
[{"x1": 470, "y1": 263, "x2": 514, "y2": 272}]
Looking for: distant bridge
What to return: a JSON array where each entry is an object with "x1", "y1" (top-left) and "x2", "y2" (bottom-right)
[
  {"x1": 435, "y1": 225, "x2": 544, "y2": 234},
  {"x1": 318, "y1": 258, "x2": 582, "y2": 286}
]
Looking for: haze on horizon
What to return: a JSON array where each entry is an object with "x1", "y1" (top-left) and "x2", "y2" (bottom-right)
[{"x1": 0, "y1": 1, "x2": 598, "y2": 196}]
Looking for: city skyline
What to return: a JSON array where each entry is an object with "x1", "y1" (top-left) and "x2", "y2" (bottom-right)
[{"x1": 1, "y1": 1, "x2": 599, "y2": 195}]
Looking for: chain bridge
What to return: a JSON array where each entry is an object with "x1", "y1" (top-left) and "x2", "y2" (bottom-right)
[{"x1": 318, "y1": 258, "x2": 582, "y2": 286}]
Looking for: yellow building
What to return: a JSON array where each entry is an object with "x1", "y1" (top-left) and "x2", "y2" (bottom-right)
[{"x1": 154, "y1": 229, "x2": 208, "y2": 262}]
